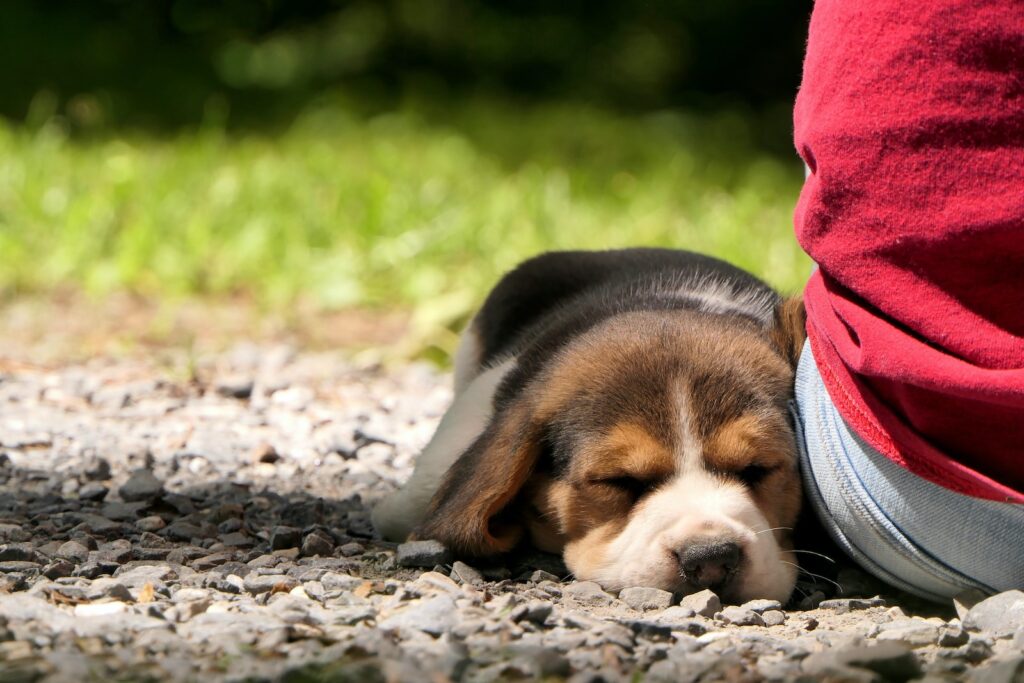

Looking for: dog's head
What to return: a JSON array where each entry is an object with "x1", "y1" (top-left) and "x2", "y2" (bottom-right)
[{"x1": 415, "y1": 296, "x2": 806, "y2": 603}]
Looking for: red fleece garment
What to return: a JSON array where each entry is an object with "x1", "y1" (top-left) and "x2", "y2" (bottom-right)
[{"x1": 794, "y1": 0, "x2": 1024, "y2": 503}]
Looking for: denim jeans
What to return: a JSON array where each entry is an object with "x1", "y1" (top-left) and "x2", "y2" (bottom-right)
[{"x1": 794, "y1": 341, "x2": 1024, "y2": 602}]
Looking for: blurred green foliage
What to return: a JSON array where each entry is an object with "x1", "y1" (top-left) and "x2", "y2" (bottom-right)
[
  {"x1": 0, "y1": 98, "x2": 808, "y2": 357},
  {"x1": 0, "y1": 1, "x2": 813, "y2": 358},
  {"x1": 1, "y1": 0, "x2": 810, "y2": 144}
]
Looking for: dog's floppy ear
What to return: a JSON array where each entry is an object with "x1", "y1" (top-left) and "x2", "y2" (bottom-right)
[
  {"x1": 412, "y1": 398, "x2": 545, "y2": 558},
  {"x1": 769, "y1": 295, "x2": 807, "y2": 367}
]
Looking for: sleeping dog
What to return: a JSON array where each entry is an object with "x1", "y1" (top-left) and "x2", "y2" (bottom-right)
[{"x1": 373, "y1": 248, "x2": 806, "y2": 603}]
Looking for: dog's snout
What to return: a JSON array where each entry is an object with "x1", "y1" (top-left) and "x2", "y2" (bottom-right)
[{"x1": 676, "y1": 540, "x2": 741, "y2": 589}]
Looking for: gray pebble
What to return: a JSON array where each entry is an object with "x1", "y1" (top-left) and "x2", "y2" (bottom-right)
[
  {"x1": 938, "y1": 623, "x2": 970, "y2": 648},
  {"x1": 563, "y1": 581, "x2": 615, "y2": 607},
  {"x1": 300, "y1": 530, "x2": 334, "y2": 557},
  {"x1": 215, "y1": 376, "x2": 254, "y2": 399},
  {"x1": 716, "y1": 606, "x2": 765, "y2": 626},
  {"x1": 530, "y1": 570, "x2": 560, "y2": 583},
  {"x1": 0, "y1": 525, "x2": 30, "y2": 543},
  {"x1": 338, "y1": 542, "x2": 364, "y2": 557},
  {"x1": 396, "y1": 540, "x2": 451, "y2": 568},
  {"x1": 119, "y1": 468, "x2": 164, "y2": 502},
  {"x1": 55, "y1": 541, "x2": 90, "y2": 564},
  {"x1": 803, "y1": 641, "x2": 921, "y2": 681},
  {"x1": 243, "y1": 573, "x2": 298, "y2": 594},
  {"x1": 270, "y1": 526, "x2": 303, "y2": 550},
  {"x1": 876, "y1": 619, "x2": 940, "y2": 648},
  {"x1": 78, "y1": 482, "x2": 109, "y2": 501},
  {"x1": 963, "y1": 590, "x2": 1024, "y2": 638},
  {"x1": 620, "y1": 586, "x2": 674, "y2": 612},
  {"x1": 968, "y1": 656, "x2": 1024, "y2": 683},
  {"x1": 679, "y1": 589, "x2": 720, "y2": 617},
  {"x1": 819, "y1": 597, "x2": 887, "y2": 613},
  {"x1": 741, "y1": 598, "x2": 783, "y2": 614},
  {"x1": 762, "y1": 609, "x2": 787, "y2": 626},
  {"x1": 510, "y1": 601, "x2": 553, "y2": 626},
  {"x1": 450, "y1": 561, "x2": 484, "y2": 586},
  {"x1": 136, "y1": 515, "x2": 166, "y2": 532},
  {"x1": 379, "y1": 595, "x2": 458, "y2": 636}
]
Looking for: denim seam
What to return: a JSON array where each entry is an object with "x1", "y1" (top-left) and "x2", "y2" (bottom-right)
[{"x1": 817, "y1": 391, "x2": 985, "y2": 596}]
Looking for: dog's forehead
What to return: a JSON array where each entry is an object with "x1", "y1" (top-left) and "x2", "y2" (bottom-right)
[{"x1": 541, "y1": 315, "x2": 792, "y2": 474}]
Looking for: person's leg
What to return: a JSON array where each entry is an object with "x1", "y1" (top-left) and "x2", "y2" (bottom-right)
[{"x1": 794, "y1": 340, "x2": 1024, "y2": 603}]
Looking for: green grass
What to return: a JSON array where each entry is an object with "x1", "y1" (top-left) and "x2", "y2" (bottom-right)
[{"x1": 0, "y1": 96, "x2": 809, "y2": 359}]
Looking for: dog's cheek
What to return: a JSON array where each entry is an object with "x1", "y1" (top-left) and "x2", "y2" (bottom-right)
[
  {"x1": 524, "y1": 477, "x2": 572, "y2": 554},
  {"x1": 562, "y1": 521, "x2": 625, "y2": 581},
  {"x1": 752, "y1": 464, "x2": 802, "y2": 532}
]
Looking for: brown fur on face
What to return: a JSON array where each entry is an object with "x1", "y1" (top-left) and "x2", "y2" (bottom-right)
[
  {"x1": 402, "y1": 248, "x2": 808, "y2": 601},
  {"x1": 416, "y1": 302, "x2": 806, "y2": 601}
]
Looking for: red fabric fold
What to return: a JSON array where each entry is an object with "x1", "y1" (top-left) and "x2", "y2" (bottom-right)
[{"x1": 794, "y1": 0, "x2": 1024, "y2": 502}]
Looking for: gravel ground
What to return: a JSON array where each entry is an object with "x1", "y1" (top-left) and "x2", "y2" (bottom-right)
[{"x1": 0, "y1": 345, "x2": 1022, "y2": 682}]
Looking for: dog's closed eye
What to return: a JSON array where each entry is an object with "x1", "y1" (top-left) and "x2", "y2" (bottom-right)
[
  {"x1": 734, "y1": 464, "x2": 775, "y2": 488},
  {"x1": 594, "y1": 475, "x2": 662, "y2": 502}
]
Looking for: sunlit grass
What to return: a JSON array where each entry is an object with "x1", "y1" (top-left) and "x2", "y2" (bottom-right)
[{"x1": 0, "y1": 97, "x2": 809, "y2": 359}]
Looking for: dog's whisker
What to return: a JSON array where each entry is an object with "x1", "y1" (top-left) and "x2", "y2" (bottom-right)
[
  {"x1": 781, "y1": 560, "x2": 842, "y2": 590},
  {"x1": 788, "y1": 549, "x2": 836, "y2": 563},
  {"x1": 755, "y1": 527, "x2": 792, "y2": 536}
]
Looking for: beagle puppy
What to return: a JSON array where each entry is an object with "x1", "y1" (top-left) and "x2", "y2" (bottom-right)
[{"x1": 373, "y1": 248, "x2": 806, "y2": 603}]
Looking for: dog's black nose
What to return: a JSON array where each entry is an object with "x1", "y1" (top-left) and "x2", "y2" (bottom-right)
[{"x1": 676, "y1": 540, "x2": 741, "y2": 589}]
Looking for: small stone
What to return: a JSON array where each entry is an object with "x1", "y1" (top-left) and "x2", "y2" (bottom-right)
[
  {"x1": 0, "y1": 544, "x2": 39, "y2": 563},
  {"x1": 78, "y1": 482, "x2": 108, "y2": 501},
  {"x1": 219, "y1": 532, "x2": 253, "y2": 547},
  {"x1": 300, "y1": 530, "x2": 334, "y2": 557},
  {"x1": 954, "y1": 588, "x2": 991, "y2": 621},
  {"x1": 396, "y1": 540, "x2": 451, "y2": 568},
  {"x1": 378, "y1": 595, "x2": 458, "y2": 636},
  {"x1": 450, "y1": 561, "x2": 484, "y2": 586},
  {"x1": 969, "y1": 656, "x2": 1024, "y2": 683},
  {"x1": 563, "y1": 581, "x2": 615, "y2": 607},
  {"x1": 248, "y1": 442, "x2": 279, "y2": 464},
  {"x1": 963, "y1": 590, "x2": 1024, "y2": 638},
  {"x1": 741, "y1": 598, "x2": 783, "y2": 614},
  {"x1": 84, "y1": 458, "x2": 112, "y2": 481},
  {"x1": 119, "y1": 469, "x2": 164, "y2": 502},
  {"x1": 0, "y1": 525, "x2": 30, "y2": 543},
  {"x1": 268, "y1": 525, "x2": 302, "y2": 550},
  {"x1": 530, "y1": 570, "x2": 560, "y2": 583},
  {"x1": 42, "y1": 560, "x2": 74, "y2": 579},
  {"x1": 164, "y1": 521, "x2": 204, "y2": 542},
  {"x1": 191, "y1": 552, "x2": 234, "y2": 571},
  {"x1": 938, "y1": 624, "x2": 970, "y2": 648},
  {"x1": 819, "y1": 597, "x2": 887, "y2": 614},
  {"x1": 620, "y1": 586, "x2": 674, "y2": 611},
  {"x1": 716, "y1": 606, "x2": 764, "y2": 626},
  {"x1": 84, "y1": 578, "x2": 133, "y2": 602},
  {"x1": 136, "y1": 516, "x2": 165, "y2": 532},
  {"x1": 876, "y1": 619, "x2": 940, "y2": 648},
  {"x1": 0, "y1": 561, "x2": 40, "y2": 573},
  {"x1": 510, "y1": 601, "x2": 553, "y2": 625},
  {"x1": 243, "y1": 573, "x2": 298, "y2": 594},
  {"x1": 216, "y1": 376, "x2": 254, "y2": 399},
  {"x1": 802, "y1": 642, "x2": 921, "y2": 682},
  {"x1": 56, "y1": 540, "x2": 90, "y2": 563},
  {"x1": 100, "y1": 501, "x2": 147, "y2": 522},
  {"x1": 680, "y1": 589, "x2": 721, "y2": 617},
  {"x1": 338, "y1": 542, "x2": 363, "y2": 557},
  {"x1": 762, "y1": 609, "x2": 786, "y2": 626}
]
